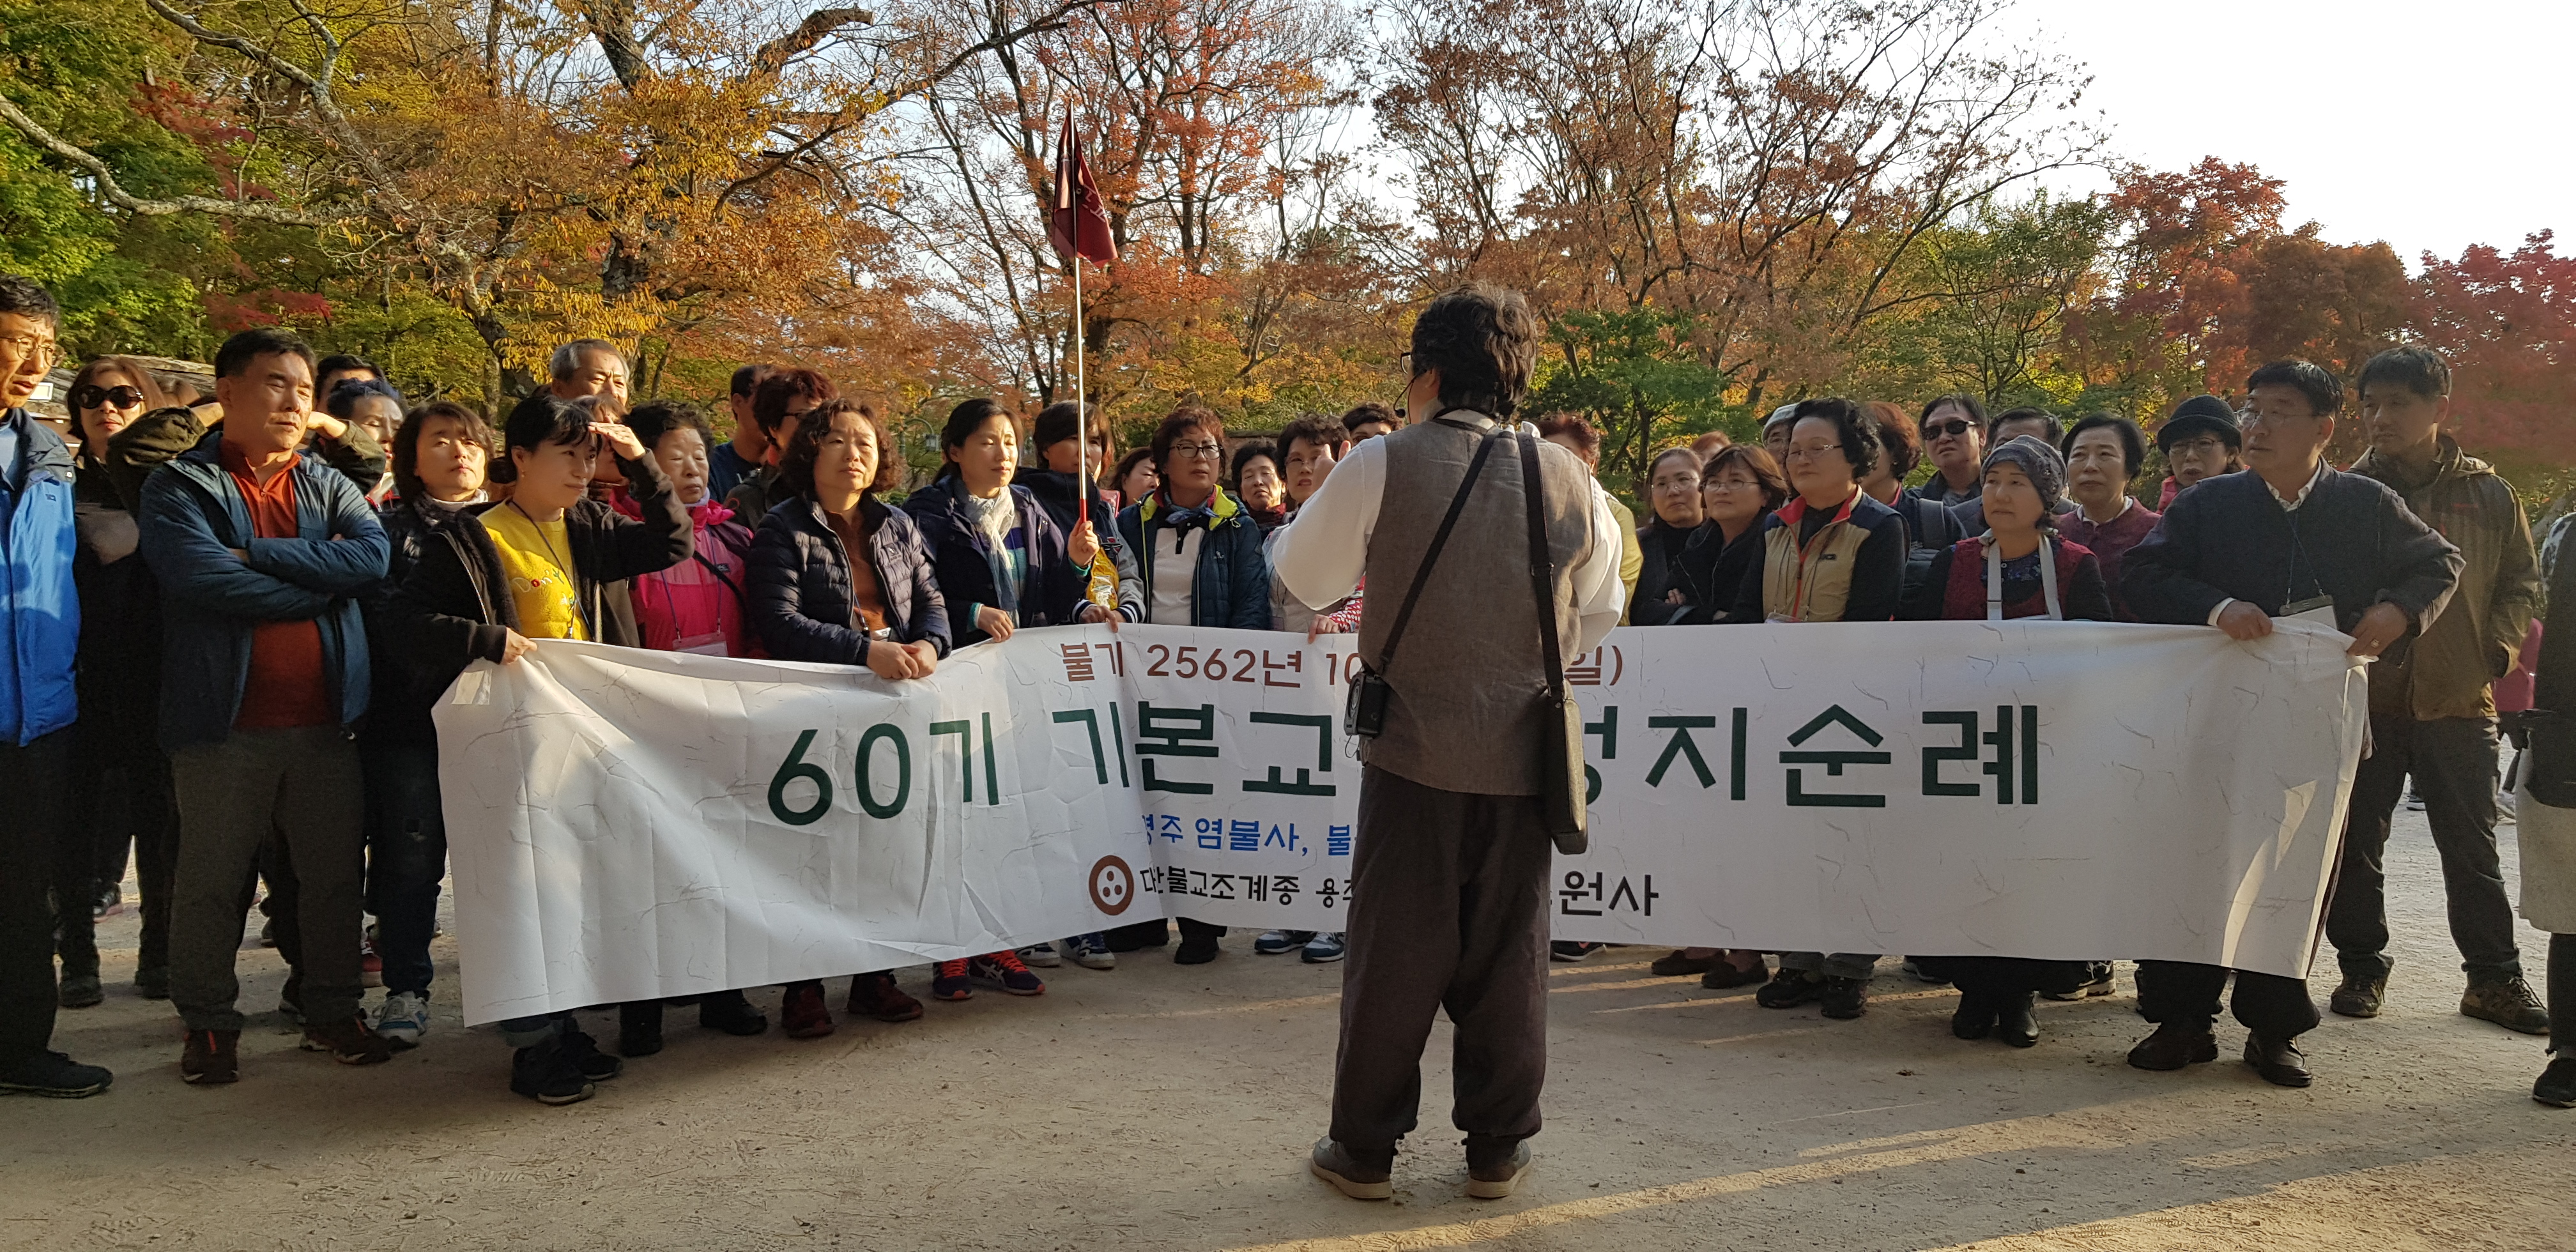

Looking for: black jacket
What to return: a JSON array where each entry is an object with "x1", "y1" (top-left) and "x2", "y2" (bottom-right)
[
  {"x1": 1631, "y1": 518, "x2": 1699, "y2": 626},
  {"x1": 1668, "y1": 521, "x2": 1765, "y2": 624},
  {"x1": 903, "y1": 476, "x2": 1085, "y2": 646},
  {"x1": 2122, "y1": 466, "x2": 2462, "y2": 631},
  {"x1": 70, "y1": 457, "x2": 161, "y2": 754},
  {"x1": 1013, "y1": 466, "x2": 1144, "y2": 621},
  {"x1": 749, "y1": 494, "x2": 951, "y2": 664},
  {"x1": 391, "y1": 454, "x2": 691, "y2": 706},
  {"x1": 362, "y1": 495, "x2": 475, "y2": 746}
]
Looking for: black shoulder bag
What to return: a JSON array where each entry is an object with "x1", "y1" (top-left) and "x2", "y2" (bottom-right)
[
  {"x1": 2524, "y1": 538, "x2": 2576, "y2": 808},
  {"x1": 1517, "y1": 431, "x2": 1589, "y2": 853},
  {"x1": 1345, "y1": 423, "x2": 1505, "y2": 739}
]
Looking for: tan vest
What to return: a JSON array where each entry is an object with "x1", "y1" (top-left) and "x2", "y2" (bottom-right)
[
  {"x1": 1760, "y1": 500, "x2": 1874, "y2": 622},
  {"x1": 1356, "y1": 413, "x2": 1596, "y2": 796}
]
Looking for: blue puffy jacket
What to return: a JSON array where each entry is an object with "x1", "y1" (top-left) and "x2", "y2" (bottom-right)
[
  {"x1": 1116, "y1": 488, "x2": 1273, "y2": 630},
  {"x1": 0, "y1": 408, "x2": 79, "y2": 745},
  {"x1": 137, "y1": 429, "x2": 388, "y2": 752}
]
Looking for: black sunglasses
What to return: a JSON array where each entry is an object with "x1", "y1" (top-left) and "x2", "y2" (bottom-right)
[
  {"x1": 73, "y1": 385, "x2": 146, "y2": 411},
  {"x1": 1922, "y1": 418, "x2": 1977, "y2": 438}
]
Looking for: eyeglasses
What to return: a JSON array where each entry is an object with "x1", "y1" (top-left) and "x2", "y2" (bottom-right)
[
  {"x1": 1650, "y1": 475, "x2": 1701, "y2": 492},
  {"x1": 1, "y1": 332, "x2": 61, "y2": 370},
  {"x1": 73, "y1": 385, "x2": 146, "y2": 411},
  {"x1": 1784, "y1": 443, "x2": 1844, "y2": 462},
  {"x1": 2166, "y1": 436, "x2": 2229, "y2": 455},
  {"x1": 1170, "y1": 441, "x2": 1225, "y2": 460},
  {"x1": 1922, "y1": 418, "x2": 1976, "y2": 439}
]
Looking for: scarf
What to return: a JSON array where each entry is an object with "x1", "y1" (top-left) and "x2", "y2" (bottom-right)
[{"x1": 955, "y1": 479, "x2": 1022, "y2": 618}]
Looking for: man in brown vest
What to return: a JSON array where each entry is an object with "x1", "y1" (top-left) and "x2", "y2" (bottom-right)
[{"x1": 1273, "y1": 283, "x2": 1627, "y2": 1200}]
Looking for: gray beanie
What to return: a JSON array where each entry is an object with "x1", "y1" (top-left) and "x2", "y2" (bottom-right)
[{"x1": 1982, "y1": 435, "x2": 2066, "y2": 519}]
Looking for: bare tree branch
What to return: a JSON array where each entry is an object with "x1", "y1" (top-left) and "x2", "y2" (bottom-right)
[{"x1": 0, "y1": 98, "x2": 342, "y2": 229}]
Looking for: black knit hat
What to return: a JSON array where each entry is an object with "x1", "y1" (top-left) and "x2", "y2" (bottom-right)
[{"x1": 2156, "y1": 394, "x2": 2241, "y2": 452}]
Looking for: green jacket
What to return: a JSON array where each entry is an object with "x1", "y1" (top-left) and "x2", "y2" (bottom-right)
[{"x1": 2352, "y1": 434, "x2": 2540, "y2": 721}]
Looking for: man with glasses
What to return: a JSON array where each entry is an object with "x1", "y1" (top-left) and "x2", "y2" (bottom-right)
[
  {"x1": 0, "y1": 275, "x2": 114, "y2": 1097},
  {"x1": 1910, "y1": 393, "x2": 1988, "y2": 511},
  {"x1": 2154, "y1": 394, "x2": 2242, "y2": 508},
  {"x1": 2122, "y1": 358, "x2": 2463, "y2": 1088}
]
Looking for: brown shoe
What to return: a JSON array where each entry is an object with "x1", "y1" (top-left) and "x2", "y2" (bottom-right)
[
  {"x1": 847, "y1": 972, "x2": 925, "y2": 1023},
  {"x1": 2126, "y1": 1021, "x2": 2218, "y2": 1071},
  {"x1": 2461, "y1": 979, "x2": 2550, "y2": 1035},
  {"x1": 1650, "y1": 949, "x2": 1719, "y2": 977},
  {"x1": 1310, "y1": 1138, "x2": 1393, "y2": 1200},
  {"x1": 1466, "y1": 1140, "x2": 1533, "y2": 1199},
  {"x1": 301, "y1": 1015, "x2": 394, "y2": 1065},
  {"x1": 181, "y1": 1029, "x2": 240, "y2": 1085},
  {"x1": 1700, "y1": 955, "x2": 1770, "y2": 990}
]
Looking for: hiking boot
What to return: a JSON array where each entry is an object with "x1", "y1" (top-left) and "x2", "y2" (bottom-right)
[
  {"x1": 2243, "y1": 1034, "x2": 2312, "y2": 1087},
  {"x1": 1818, "y1": 975, "x2": 1868, "y2": 1019},
  {"x1": 2460, "y1": 978, "x2": 2550, "y2": 1035},
  {"x1": 2043, "y1": 962, "x2": 2116, "y2": 1001},
  {"x1": 1309, "y1": 1138, "x2": 1393, "y2": 1200},
  {"x1": 1176, "y1": 933, "x2": 1222, "y2": 965},
  {"x1": 698, "y1": 989, "x2": 768, "y2": 1036},
  {"x1": 1301, "y1": 932, "x2": 1347, "y2": 964},
  {"x1": 781, "y1": 981, "x2": 836, "y2": 1036},
  {"x1": 2329, "y1": 973, "x2": 2386, "y2": 1018},
  {"x1": 931, "y1": 959, "x2": 974, "y2": 1001},
  {"x1": 510, "y1": 1039, "x2": 594, "y2": 1106},
  {"x1": 181, "y1": 1029, "x2": 240, "y2": 1085},
  {"x1": 2126, "y1": 1021, "x2": 2218, "y2": 1071},
  {"x1": 1465, "y1": 1140, "x2": 1533, "y2": 1200},
  {"x1": 618, "y1": 1001, "x2": 665, "y2": 1057},
  {"x1": 848, "y1": 972, "x2": 924, "y2": 1022},
  {"x1": 2534, "y1": 1057, "x2": 2576, "y2": 1108},
  {"x1": 970, "y1": 950, "x2": 1046, "y2": 995},
  {"x1": 0, "y1": 1050, "x2": 113, "y2": 1098},
  {"x1": 1255, "y1": 929, "x2": 1314, "y2": 956},
  {"x1": 1755, "y1": 967, "x2": 1824, "y2": 1009},
  {"x1": 301, "y1": 1014, "x2": 394, "y2": 1066},
  {"x1": 57, "y1": 973, "x2": 103, "y2": 1009},
  {"x1": 1701, "y1": 956, "x2": 1769, "y2": 990}
]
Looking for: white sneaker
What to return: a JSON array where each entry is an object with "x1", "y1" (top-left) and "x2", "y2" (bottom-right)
[
  {"x1": 374, "y1": 991, "x2": 430, "y2": 1049},
  {"x1": 1018, "y1": 943, "x2": 1062, "y2": 968}
]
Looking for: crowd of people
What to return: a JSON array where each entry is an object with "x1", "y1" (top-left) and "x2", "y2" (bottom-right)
[{"x1": 0, "y1": 268, "x2": 2569, "y2": 1136}]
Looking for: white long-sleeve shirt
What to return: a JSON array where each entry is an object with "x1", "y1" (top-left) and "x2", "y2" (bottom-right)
[{"x1": 1270, "y1": 422, "x2": 1629, "y2": 653}]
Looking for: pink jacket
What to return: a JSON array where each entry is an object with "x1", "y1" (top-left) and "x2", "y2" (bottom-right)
[{"x1": 626, "y1": 497, "x2": 759, "y2": 657}]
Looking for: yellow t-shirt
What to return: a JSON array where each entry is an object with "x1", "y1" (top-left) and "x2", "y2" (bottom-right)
[{"x1": 485, "y1": 505, "x2": 587, "y2": 642}]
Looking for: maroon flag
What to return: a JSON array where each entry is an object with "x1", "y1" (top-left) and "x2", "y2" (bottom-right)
[{"x1": 1048, "y1": 116, "x2": 1117, "y2": 266}]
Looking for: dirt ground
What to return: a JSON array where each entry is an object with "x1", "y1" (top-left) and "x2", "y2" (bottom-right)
[{"x1": 6, "y1": 800, "x2": 2571, "y2": 1252}]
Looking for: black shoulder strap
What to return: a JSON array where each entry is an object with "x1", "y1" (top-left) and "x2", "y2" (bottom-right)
[
  {"x1": 1376, "y1": 426, "x2": 1506, "y2": 671},
  {"x1": 2535, "y1": 522, "x2": 2576, "y2": 714},
  {"x1": 1518, "y1": 431, "x2": 1568, "y2": 702}
]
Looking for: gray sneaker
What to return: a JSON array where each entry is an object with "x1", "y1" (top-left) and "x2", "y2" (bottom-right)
[{"x1": 1301, "y1": 932, "x2": 1347, "y2": 964}]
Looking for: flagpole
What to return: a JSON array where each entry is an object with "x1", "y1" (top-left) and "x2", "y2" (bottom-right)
[{"x1": 1074, "y1": 246, "x2": 1087, "y2": 530}]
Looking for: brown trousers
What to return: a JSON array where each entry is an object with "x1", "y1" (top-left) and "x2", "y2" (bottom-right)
[{"x1": 1329, "y1": 766, "x2": 1551, "y2": 1164}]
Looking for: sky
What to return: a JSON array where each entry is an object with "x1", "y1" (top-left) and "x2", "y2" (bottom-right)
[{"x1": 2000, "y1": 0, "x2": 2572, "y2": 266}]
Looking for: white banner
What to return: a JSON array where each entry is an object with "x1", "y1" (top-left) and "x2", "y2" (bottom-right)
[{"x1": 440, "y1": 620, "x2": 2368, "y2": 1025}]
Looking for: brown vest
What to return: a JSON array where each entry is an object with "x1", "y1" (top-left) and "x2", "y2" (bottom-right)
[{"x1": 1356, "y1": 413, "x2": 1597, "y2": 795}]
